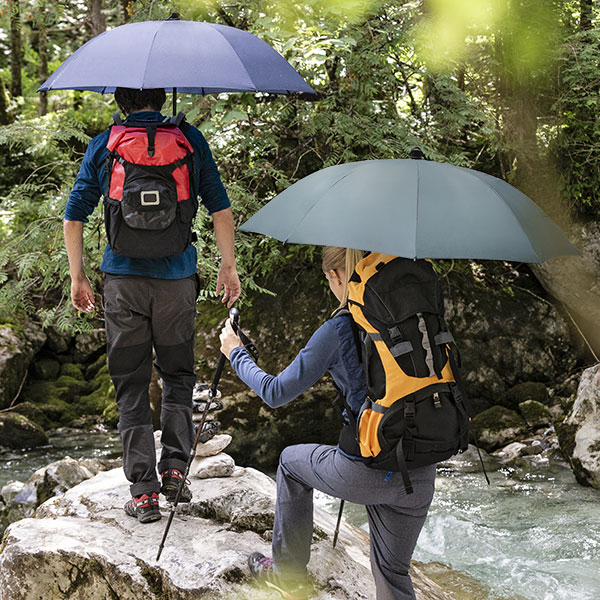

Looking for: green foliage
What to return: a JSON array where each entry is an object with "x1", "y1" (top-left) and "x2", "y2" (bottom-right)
[{"x1": 0, "y1": 0, "x2": 598, "y2": 334}]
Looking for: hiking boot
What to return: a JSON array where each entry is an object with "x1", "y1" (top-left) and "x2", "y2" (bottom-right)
[
  {"x1": 160, "y1": 468, "x2": 193, "y2": 503},
  {"x1": 248, "y1": 552, "x2": 312, "y2": 600},
  {"x1": 124, "y1": 492, "x2": 161, "y2": 523}
]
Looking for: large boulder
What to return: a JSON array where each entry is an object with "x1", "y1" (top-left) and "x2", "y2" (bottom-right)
[
  {"x1": 0, "y1": 322, "x2": 47, "y2": 409},
  {"x1": 0, "y1": 412, "x2": 48, "y2": 450},
  {"x1": 556, "y1": 363, "x2": 600, "y2": 489},
  {"x1": 0, "y1": 466, "x2": 452, "y2": 600},
  {"x1": 470, "y1": 406, "x2": 528, "y2": 452}
]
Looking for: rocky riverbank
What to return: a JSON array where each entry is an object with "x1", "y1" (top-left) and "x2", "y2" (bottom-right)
[{"x1": 0, "y1": 458, "x2": 454, "y2": 600}]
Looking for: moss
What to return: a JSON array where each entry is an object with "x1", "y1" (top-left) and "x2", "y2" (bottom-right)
[
  {"x1": 85, "y1": 353, "x2": 108, "y2": 379},
  {"x1": 472, "y1": 405, "x2": 525, "y2": 435},
  {"x1": 102, "y1": 401, "x2": 119, "y2": 427},
  {"x1": 56, "y1": 375, "x2": 88, "y2": 400},
  {"x1": 59, "y1": 363, "x2": 85, "y2": 381},
  {"x1": 498, "y1": 382, "x2": 549, "y2": 411},
  {"x1": 21, "y1": 380, "x2": 65, "y2": 405},
  {"x1": 518, "y1": 400, "x2": 552, "y2": 429},
  {"x1": 555, "y1": 419, "x2": 578, "y2": 459},
  {"x1": 77, "y1": 366, "x2": 118, "y2": 428}
]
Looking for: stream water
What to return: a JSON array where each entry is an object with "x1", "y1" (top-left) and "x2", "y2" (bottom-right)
[
  {"x1": 2, "y1": 433, "x2": 599, "y2": 600},
  {"x1": 316, "y1": 451, "x2": 600, "y2": 600}
]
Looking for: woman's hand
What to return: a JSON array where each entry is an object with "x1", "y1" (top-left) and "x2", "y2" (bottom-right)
[{"x1": 219, "y1": 319, "x2": 243, "y2": 359}]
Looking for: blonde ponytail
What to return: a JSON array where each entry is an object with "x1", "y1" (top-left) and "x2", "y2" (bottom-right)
[{"x1": 322, "y1": 246, "x2": 364, "y2": 306}]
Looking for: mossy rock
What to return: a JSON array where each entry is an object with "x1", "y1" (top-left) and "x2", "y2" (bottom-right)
[
  {"x1": 16, "y1": 397, "x2": 78, "y2": 429},
  {"x1": 471, "y1": 406, "x2": 527, "y2": 452},
  {"x1": 498, "y1": 382, "x2": 549, "y2": 412},
  {"x1": 55, "y1": 375, "x2": 89, "y2": 401},
  {"x1": 78, "y1": 368, "x2": 116, "y2": 416},
  {"x1": 59, "y1": 363, "x2": 85, "y2": 381},
  {"x1": 0, "y1": 412, "x2": 48, "y2": 449},
  {"x1": 85, "y1": 354, "x2": 108, "y2": 380},
  {"x1": 102, "y1": 401, "x2": 119, "y2": 428},
  {"x1": 518, "y1": 400, "x2": 552, "y2": 429},
  {"x1": 32, "y1": 358, "x2": 61, "y2": 380},
  {"x1": 21, "y1": 381, "x2": 67, "y2": 405}
]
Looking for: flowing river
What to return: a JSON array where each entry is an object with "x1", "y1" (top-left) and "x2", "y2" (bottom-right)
[
  {"x1": 316, "y1": 450, "x2": 600, "y2": 600},
  {"x1": 2, "y1": 432, "x2": 599, "y2": 600}
]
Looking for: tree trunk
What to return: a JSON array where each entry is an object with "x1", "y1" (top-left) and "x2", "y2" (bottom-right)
[
  {"x1": 38, "y1": 26, "x2": 48, "y2": 116},
  {"x1": 0, "y1": 74, "x2": 9, "y2": 125},
  {"x1": 87, "y1": 0, "x2": 106, "y2": 39},
  {"x1": 580, "y1": 0, "x2": 593, "y2": 30},
  {"x1": 9, "y1": 0, "x2": 23, "y2": 98}
]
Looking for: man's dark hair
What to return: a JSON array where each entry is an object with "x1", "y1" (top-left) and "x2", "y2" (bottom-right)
[{"x1": 114, "y1": 88, "x2": 166, "y2": 115}]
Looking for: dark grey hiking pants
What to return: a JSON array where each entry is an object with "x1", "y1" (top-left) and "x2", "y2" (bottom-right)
[
  {"x1": 103, "y1": 274, "x2": 197, "y2": 497},
  {"x1": 273, "y1": 444, "x2": 436, "y2": 600}
]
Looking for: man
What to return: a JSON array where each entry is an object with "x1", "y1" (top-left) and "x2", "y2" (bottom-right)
[{"x1": 64, "y1": 87, "x2": 240, "y2": 523}]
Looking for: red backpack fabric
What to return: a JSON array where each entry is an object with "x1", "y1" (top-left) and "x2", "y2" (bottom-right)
[{"x1": 104, "y1": 113, "x2": 196, "y2": 259}]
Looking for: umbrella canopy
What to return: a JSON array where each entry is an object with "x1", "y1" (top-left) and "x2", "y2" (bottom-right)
[
  {"x1": 239, "y1": 159, "x2": 579, "y2": 263},
  {"x1": 38, "y1": 17, "x2": 314, "y2": 95}
]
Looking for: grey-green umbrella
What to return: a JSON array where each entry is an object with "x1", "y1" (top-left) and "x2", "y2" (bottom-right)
[{"x1": 239, "y1": 158, "x2": 578, "y2": 262}]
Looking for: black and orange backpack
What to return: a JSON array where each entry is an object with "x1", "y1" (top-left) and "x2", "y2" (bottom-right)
[{"x1": 336, "y1": 252, "x2": 472, "y2": 493}]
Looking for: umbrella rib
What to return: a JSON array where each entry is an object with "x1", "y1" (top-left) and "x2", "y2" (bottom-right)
[
  {"x1": 285, "y1": 169, "x2": 355, "y2": 242},
  {"x1": 457, "y1": 167, "x2": 540, "y2": 260},
  {"x1": 211, "y1": 25, "x2": 258, "y2": 91},
  {"x1": 415, "y1": 161, "x2": 420, "y2": 259},
  {"x1": 141, "y1": 23, "x2": 161, "y2": 89}
]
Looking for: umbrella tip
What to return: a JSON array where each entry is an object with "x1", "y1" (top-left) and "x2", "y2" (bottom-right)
[
  {"x1": 410, "y1": 147, "x2": 426, "y2": 160},
  {"x1": 166, "y1": 12, "x2": 181, "y2": 20}
]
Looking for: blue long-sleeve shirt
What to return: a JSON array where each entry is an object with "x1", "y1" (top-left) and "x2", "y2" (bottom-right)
[
  {"x1": 65, "y1": 111, "x2": 230, "y2": 279},
  {"x1": 230, "y1": 313, "x2": 367, "y2": 417}
]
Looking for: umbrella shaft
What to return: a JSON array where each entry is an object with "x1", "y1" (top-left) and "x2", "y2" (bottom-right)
[{"x1": 173, "y1": 88, "x2": 177, "y2": 117}]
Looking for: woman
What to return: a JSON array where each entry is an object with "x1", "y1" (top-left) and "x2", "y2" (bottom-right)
[{"x1": 219, "y1": 247, "x2": 436, "y2": 600}]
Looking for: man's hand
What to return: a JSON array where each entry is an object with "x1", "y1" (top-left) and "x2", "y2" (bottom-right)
[
  {"x1": 216, "y1": 264, "x2": 241, "y2": 308},
  {"x1": 71, "y1": 274, "x2": 95, "y2": 313}
]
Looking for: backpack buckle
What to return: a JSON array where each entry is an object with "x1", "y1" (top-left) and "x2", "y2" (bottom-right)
[
  {"x1": 404, "y1": 399, "x2": 415, "y2": 421},
  {"x1": 433, "y1": 391, "x2": 442, "y2": 409},
  {"x1": 141, "y1": 190, "x2": 160, "y2": 206}
]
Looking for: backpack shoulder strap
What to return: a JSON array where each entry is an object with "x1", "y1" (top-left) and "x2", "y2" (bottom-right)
[{"x1": 168, "y1": 112, "x2": 187, "y2": 128}]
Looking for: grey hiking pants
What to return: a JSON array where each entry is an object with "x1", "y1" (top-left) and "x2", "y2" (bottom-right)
[
  {"x1": 103, "y1": 274, "x2": 197, "y2": 497},
  {"x1": 273, "y1": 444, "x2": 436, "y2": 600}
]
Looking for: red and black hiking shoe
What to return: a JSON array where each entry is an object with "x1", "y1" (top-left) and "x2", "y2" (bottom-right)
[
  {"x1": 124, "y1": 492, "x2": 161, "y2": 523},
  {"x1": 248, "y1": 553, "x2": 313, "y2": 600},
  {"x1": 160, "y1": 468, "x2": 193, "y2": 503}
]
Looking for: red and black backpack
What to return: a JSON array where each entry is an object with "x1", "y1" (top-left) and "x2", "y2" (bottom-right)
[{"x1": 104, "y1": 112, "x2": 196, "y2": 259}]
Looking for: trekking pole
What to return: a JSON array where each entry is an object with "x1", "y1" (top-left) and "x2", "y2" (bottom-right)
[
  {"x1": 156, "y1": 307, "x2": 240, "y2": 561},
  {"x1": 332, "y1": 500, "x2": 344, "y2": 548}
]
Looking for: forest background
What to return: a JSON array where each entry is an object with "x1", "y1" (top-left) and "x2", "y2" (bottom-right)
[{"x1": 0, "y1": 0, "x2": 599, "y2": 346}]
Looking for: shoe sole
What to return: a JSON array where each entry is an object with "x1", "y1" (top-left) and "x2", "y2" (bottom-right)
[{"x1": 138, "y1": 511, "x2": 161, "y2": 524}]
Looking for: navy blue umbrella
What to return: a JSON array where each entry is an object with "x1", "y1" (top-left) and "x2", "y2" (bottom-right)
[{"x1": 38, "y1": 15, "x2": 314, "y2": 97}]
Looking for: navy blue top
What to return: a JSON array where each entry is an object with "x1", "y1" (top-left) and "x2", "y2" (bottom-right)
[
  {"x1": 65, "y1": 111, "x2": 230, "y2": 279},
  {"x1": 230, "y1": 313, "x2": 367, "y2": 447}
]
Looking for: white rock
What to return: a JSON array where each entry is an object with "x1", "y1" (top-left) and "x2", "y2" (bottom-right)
[
  {"x1": 0, "y1": 481, "x2": 25, "y2": 504},
  {"x1": 564, "y1": 363, "x2": 600, "y2": 488},
  {"x1": 195, "y1": 434, "x2": 232, "y2": 457},
  {"x1": 190, "y1": 452, "x2": 235, "y2": 478},
  {"x1": 493, "y1": 441, "x2": 527, "y2": 461}
]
